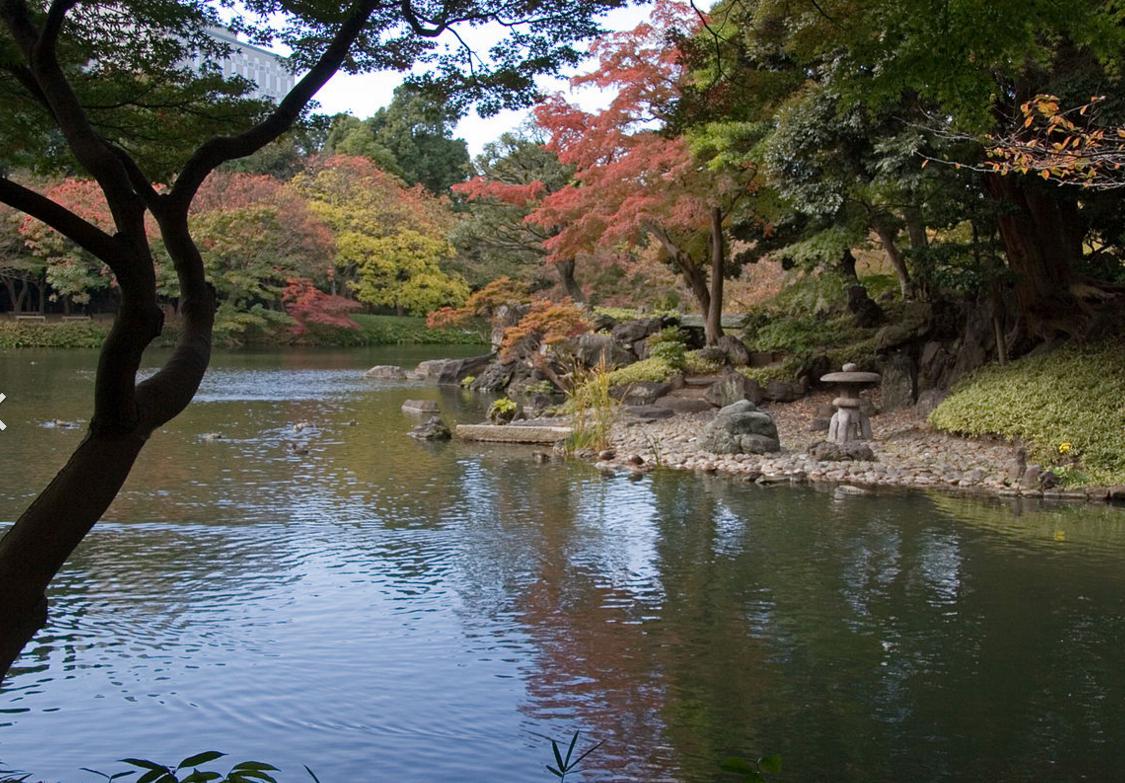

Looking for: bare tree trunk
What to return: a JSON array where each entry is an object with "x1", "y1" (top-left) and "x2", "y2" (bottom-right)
[
  {"x1": 872, "y1": 221, "x2": 911, "y2": 299},
  {"x1": 706, "y1": 206, "x2": 725, "y2": 345},
  {"x1": 555, "y1": 259, "x2": 584, "y2": 303}
]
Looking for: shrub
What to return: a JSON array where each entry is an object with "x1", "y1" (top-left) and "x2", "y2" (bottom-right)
[
  {"x1": 427, "y1": 275, "x2": 529, "y2": 329},
  {"x1": 487, "y1": 396, "x2": 519, "y2": 424},
  {"x1": 605, "y1": 357, "x2": 677, "y2": 386},
  {"x1": 683, "y1": 349, "x2": 723, "y2": 376},
  {"x1": 0, "y1": 319, "x2": 109, "y2": 349},
  {"x1": 499, "y1": 299, "x2": 590, "y2": 361},
  {"x1": 930, "y1": 342, "x2": 1125, "y2": 485}
]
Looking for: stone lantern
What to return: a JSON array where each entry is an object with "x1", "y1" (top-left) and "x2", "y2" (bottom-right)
[{"x1": 819, "y1": 363, "x2": 881, "y2": 444}]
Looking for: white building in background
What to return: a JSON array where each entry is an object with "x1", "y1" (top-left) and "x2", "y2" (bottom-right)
[{"x1": 186, "y1": 27, "x2": 296, "y2": 104}]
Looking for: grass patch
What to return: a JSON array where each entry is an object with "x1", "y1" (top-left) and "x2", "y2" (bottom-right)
[
  {"x1": 0, "y1": 314, "x2": 486, "y2": 349},
  {"x1": 930, "y1": 342, "x2": 1125, "y2": 486},
  {"x1": 312, "y1": 314, "x2": 487, "y2": 346},
  {"x1": 0, "y1": 319, "x2": 110, "y2": 349}
]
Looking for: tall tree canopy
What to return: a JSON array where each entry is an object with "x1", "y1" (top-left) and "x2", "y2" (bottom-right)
[
  {"x1": 686, "y1": 0, "x2": 1125, "y2": 338},
  {"x1": 324, "y1": 84, "x2": 471, "y2": 193},
  {"x1": 0, "y1": 0, "x2": 628, "y2": 680}
]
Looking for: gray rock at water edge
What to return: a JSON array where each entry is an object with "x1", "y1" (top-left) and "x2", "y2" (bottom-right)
[
  {"x1": 705, "y1": 372, "x2": 764, "y2": 408},
  {"x1": 880, "y1": 351, "x2": 917, "y2": 411},
  {"x1": 914, "y1": 388, "x2": 948, "y2": 419},
  {"x1": 364, "y1": 364, "x2": 406, "y2": 380},
  {"x1": 715, "y1": 334, "x2": 752, "y2": 367},
  {"x1": 835, "y1": 484, "x2": 871, "y2": 497},
  {"x1": 618, "y1": 381, "x2": 673, "y2": 406},
  {"x1": 697, "y1": 400, "x2": 781, "y2": 454},
  {"x1": 402, "y1": 399, "x2": 439, "y2": 414},
  {"x1": 572, "y1": 333, "x2": 635, "y2": 369},
  {"x1": 1004, "y1": 448, "x2": 1027, "y2": 485},
  {"x1": 471, "y1": 361, "x2": 516, "y2": 392},
  {"x1": 1020, "y1": 463, "x2": 1043, "y2": 490},
  {"x1": 408, "y1": 358, "x2": 452, "y2": 382},
  {"x1": 1108, "y1": 486, "x2": 1125, "y2": 503},
  {"x1": 623, "y1": 405, "x2": 676, "y2": 420},
  {"x1": 809, "y1": 440, "x2": 876, "y2": 462},
  {"x1": 409, "y1": 416, "x2": 452, "y2": 441},
  {"x1": 598, "y1": 449, "x2": 616, "y2": 461},
  {"x1": 436, "y1": 354, "x2": 494, "y2": 385}
]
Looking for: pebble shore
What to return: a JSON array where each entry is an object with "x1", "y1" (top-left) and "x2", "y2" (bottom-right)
[{"x1": 596, "y1": 391, "x2": 1116, "y2": 503}]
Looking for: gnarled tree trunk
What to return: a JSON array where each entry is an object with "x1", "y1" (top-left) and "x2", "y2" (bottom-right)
[
  {"x1": 984, "y1": 173, "x2": 1085, "y2": 338},
  {"x1": 872, "y1": 219, "x2": 911, "y2": 299}
]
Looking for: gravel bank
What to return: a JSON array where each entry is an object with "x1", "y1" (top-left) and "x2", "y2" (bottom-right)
[{"x1": 598, "y1": 391, "x2": 1116, "y2": 503}]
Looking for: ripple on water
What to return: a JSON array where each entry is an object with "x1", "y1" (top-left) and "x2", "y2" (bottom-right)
[{"x1": 2, "y1": 350, "x2": 1125, "y2": 783}]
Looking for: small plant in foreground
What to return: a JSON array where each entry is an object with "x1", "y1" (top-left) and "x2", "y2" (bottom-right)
[
  {"x1": 543, "y1": 731, "x2": 603, "y2": 781},
  {"x1": 488, "y1": 396, "x2": 519, "y2": 424},
  {"x1": 82, "y1": 751, "x2": 291, "y2": 783},
  {"x1": 460, "y1": 374, "x2": 476, "y2": 388},
  {"x1": 718, "y1": 752, "x2": 782, "y2": 782}
]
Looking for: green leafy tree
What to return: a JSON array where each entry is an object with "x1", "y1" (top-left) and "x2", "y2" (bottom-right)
[
  {"x1": 688, "y1": 0, "x2": 1125, "y2": 337},
  {"x1": 324, "y1": 85, "x2": 471, "y2": 193},
  {"x1": 0, "y1": 0, "x2": 627, "y2": 681}
]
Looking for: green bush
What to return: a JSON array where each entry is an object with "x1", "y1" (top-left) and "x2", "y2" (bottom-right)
[
  {"x1": 0, "y1": 319, "x2": 109, "y2": 349},
  {"x1": 605, "y1": 357, "x2": 677, "y2": 386},
  {"x1": 930, "y1": 342, "x2": 1125, "y2": 486},
  {"x1": 683, "y1": 349, "x2": 724, "y2": 376},
  {"x1": 295, "y1": 314, "x2": 487, "y2": 346}
]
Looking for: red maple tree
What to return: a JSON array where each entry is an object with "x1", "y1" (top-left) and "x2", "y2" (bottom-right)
[
  {"x1": 281, "y1": 277, "x2": 361, "y2": 336},
  {"x1": 528, "y1": 0, "x2": 751, "y2": 343}
]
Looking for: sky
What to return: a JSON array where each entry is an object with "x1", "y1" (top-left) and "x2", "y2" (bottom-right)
[{"x1": 309, "y1": 5, "x2": 655, "y2": 157}]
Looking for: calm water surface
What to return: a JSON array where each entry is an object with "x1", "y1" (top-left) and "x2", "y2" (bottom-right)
[{"x1": 1, "y1": 348, "x2": 1124, "y2": 782}]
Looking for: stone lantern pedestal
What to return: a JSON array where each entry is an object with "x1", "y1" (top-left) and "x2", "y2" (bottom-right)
[{"x1": 819, "y1": 363, "x2": 881, "y2": 445}]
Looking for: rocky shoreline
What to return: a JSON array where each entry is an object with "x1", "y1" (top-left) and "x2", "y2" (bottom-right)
[{"x1": 591, "y1": 391, "x2": 1123, "y2": 504}]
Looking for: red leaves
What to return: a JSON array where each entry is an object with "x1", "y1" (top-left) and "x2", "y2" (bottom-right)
[{"x1": 281, "y1": 277, "x2": 360, "y2": 335}]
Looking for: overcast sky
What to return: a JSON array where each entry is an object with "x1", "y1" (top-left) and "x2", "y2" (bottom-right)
[{"x1": 309, "y1": 4, "x2": 655, "y2": 158}]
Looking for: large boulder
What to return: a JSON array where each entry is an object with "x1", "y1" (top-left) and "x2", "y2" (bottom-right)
[
  {"x1": 611, "y1": 317, "x2": 665, "y2": 345},
  {"x1": 436, "y1": 353, "x2": 495, "y2": 385},
  {"x1": 408, "y1": 359, "x2": 454, "y2": 382},
  {"x1": 617, "y1": 381, "x2": 673, "y2": 406},
  {"x1": 764, "y1": 378, "x2": 806, "y2": 403},
  {"x1": 471, "y1": 361, "x2": 516, "y2": 392},
  {"x1": 879, "y1": 351, "x2": 917, "y2": 411},
  {"x1": 705, "y1": 372, "x2": 764, "y2": 407},
  {"x1": 698, "y1": 400, "x2": 781, "y2": 454},
  {"x1": 715, "y1": 334, "x2": 752, "y2": 367},
  {"x1": 573, "y1": 333, "x2": 635, "y2": 368}
]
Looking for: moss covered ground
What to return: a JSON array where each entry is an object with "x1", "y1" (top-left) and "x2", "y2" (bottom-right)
[{"x1": 930, "y1": 342, "x2": 1125, "y2": 486}]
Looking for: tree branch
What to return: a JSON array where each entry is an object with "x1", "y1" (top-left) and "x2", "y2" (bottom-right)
[
  {"x1": 169, "y1": 0, "x2": 380, "y2": 209},
  {"x1": 0, "y1": 176, "x2": 122, "y2": 262}
]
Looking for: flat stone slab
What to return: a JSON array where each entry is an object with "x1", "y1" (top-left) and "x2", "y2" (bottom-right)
[
  {"x1": 402, "y1": 399, "x2": 439, "y2": 414},
  {"x1": 623, "y1": 405, "x2": 676, "y2": 420},
  {"x1": 455, "y1": 424, "x2": 572, "y2": 444},
  {"x1": 654, "y1": 397, "x2": 715, "y2": 413}
]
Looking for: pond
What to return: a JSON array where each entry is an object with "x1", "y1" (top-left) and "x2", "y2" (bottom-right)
[{"x1": 1, "y1": 348, "x2": 1124, "y2": 782}]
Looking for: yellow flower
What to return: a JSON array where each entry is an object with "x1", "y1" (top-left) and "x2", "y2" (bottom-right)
[{"x1": 1058, "y1": 441, "x2": 1073, "y2": 455}]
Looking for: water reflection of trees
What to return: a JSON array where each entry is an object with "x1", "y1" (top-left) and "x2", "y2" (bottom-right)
[{"x1": 457, "y1": 468, "x2": 1125, "y2": 782}]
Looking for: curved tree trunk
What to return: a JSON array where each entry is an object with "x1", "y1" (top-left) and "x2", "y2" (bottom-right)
[
  {"x1": 872, "y1": 220, "x2": 911, "y2": 299},
  {"x1": 555, "y1": 258, "x2": 584, "y2": 303}
]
